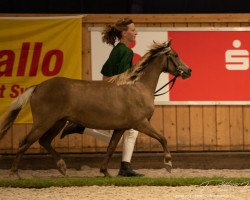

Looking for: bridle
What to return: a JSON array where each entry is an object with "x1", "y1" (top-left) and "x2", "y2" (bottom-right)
[{"x1": 154, "y1": 50, "x2": 184, "y2": 97}]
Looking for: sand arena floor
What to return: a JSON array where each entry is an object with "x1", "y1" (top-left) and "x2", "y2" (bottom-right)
[{"x1": 1, "y1": 168, "x2": 250, "y2": 200}]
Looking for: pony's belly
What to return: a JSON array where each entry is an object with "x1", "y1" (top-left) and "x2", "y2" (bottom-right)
[{"x1": 75, "y1": 113, "x2": 133, "y2": 130}]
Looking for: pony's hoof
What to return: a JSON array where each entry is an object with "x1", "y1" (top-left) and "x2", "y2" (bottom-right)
[
  {"x1": 104, "y1": 172, "x2": 112, "y2": 177},
  {"x1": 9, "y1": 171, "x2": 21, "y2": 179},
  {"x1": 100, "y1": 169, "x2": 111, "y2": 177},
  {"x1": 164, "y1": 161, "x2": 172, "y2": 173},
  {"x1": 57, "y1": 159, "x2": 67, "y2": 176}
]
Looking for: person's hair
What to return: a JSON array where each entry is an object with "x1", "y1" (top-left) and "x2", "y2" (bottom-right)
[{"x1": 102, "y1": 17, "x2": 134, "y2": 46}]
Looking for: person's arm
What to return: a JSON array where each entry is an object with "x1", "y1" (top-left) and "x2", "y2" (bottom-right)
[{"x1": 101, "y1": 59, "x2": 113, "y2": 77}]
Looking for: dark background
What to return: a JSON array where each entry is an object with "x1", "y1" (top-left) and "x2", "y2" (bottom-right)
[{"x1": 0, "y1": 0, "x2": 249, "y2": 14}]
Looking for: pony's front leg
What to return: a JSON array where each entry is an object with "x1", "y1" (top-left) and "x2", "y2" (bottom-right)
[
  {"x1": 136, "y1": 119, "x2": 172, "y2": 172},
  {"x1": 100, "y1": 129, "x2": 125, "y2": 177}
]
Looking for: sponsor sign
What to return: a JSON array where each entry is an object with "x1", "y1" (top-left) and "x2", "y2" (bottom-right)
[{"x1": 0, "y1": 16, "x2": 82, "y2": 122}]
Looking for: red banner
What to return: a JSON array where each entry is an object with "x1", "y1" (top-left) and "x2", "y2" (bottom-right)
[
  {"x1": 91, "y1": 27, "x2": 250, "y2": 105},
  {"x1": 169, "y1": 31, "x2": 250, "y2": 103}
]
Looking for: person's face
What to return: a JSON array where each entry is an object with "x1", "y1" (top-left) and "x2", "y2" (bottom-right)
[{"x1": 122, "y1": 23, "x2": 137, "y2": 43}]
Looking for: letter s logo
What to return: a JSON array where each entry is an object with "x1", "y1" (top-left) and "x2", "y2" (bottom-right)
[{"x1": 225, "y1": 40, "x2": 249, "y2": 70}]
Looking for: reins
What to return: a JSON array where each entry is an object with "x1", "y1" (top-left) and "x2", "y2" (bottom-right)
[
  {"x1": 154, "y1": 53, "x2": 179, "y2": 97},
  {"x1": 154, "y1": 75, "x2": 177, "y2": 96}
]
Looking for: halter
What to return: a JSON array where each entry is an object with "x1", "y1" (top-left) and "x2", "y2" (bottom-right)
[{"x1": 154, "y1": 51, "x2": 183, "y2": 97}]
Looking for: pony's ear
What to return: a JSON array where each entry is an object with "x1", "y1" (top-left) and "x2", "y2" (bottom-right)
[{"x1": 167, "y1": 40, "x2": 172, "y2": 47}]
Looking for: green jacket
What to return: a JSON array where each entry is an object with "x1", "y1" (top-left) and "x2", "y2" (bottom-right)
[{"x1": 101, "y1": 43, "x2": 133, "y2": 77}]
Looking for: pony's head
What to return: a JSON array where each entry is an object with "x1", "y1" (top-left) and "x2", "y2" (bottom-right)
[
  {"x1": 150, "y1": 41, "x2": 192, "y2": 79},
  {"x1": 108, "y1": 40, "x2": 191, "y2": 85},
  {"x1": 160, "y1": 41, "x2": 192, "y2": 79}
]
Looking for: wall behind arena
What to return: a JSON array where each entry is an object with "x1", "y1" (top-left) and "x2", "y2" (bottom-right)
[{"x1": 1, "y1": 14, "x2": 250, "y2": 154}]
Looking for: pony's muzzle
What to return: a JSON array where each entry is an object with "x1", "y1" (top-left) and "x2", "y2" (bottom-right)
[{"x1": 179, "y1": 66, "x2": 192, "y2": 79}]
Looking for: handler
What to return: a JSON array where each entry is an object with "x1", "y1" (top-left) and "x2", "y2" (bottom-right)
[{"x1": 61, "y1": 17, "x2": 144, "y2": 177}]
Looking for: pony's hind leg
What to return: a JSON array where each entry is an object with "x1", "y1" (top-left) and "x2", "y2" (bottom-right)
[
  {"x1": 39, "y1": 120, "x2": 67, "y2": 176},
  {"x1": 10, "y1": 126, "x2": 47, "y2": 178}
]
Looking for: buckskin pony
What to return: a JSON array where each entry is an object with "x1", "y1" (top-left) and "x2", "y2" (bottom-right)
[{"x1": 0, "y1": 41, "x2": 191, "y2": 178}]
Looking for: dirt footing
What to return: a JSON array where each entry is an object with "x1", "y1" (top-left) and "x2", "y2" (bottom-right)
[{"x1": 1, "y1": 152, "x2": 250, "y2": 170}]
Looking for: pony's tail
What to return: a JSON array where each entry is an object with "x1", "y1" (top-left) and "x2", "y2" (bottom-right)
[{"x1": 0, "y1": 86, "x2": 36, "y2": 140}]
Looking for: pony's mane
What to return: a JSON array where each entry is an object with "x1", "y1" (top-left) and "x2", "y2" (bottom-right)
[{"x1": 108, "y1": 41, "x2": 171, "y2": 85}]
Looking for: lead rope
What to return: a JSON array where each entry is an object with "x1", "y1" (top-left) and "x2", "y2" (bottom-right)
[{"x1": 154, "y1": 75, "x2": 178, "y2": 96}]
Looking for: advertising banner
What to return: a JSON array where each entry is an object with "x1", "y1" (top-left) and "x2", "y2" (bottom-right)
[
  {"x1": 91, "y1": 27, "x2": 250, "y2": 105},
  {"x1": 0, "y1": 16, "x2": 82, "y2": 123}
]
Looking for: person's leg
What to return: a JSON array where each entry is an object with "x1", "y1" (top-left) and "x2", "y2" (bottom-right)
[
  {"x1": 118, "y1": 129, "x2": 144, "y2": 177},
  {"x1": 61, "y1": 122, "x2": 112, "y2": 143},
  {"x1": 60, "y1": 122, "x2": 85, "y2": 139},
  {"x1": 84, "y1": 128, "x2": 111, "y2": 143},
  {"x1": 122, "y1": 129, "x2": 138, "y2": 162}
]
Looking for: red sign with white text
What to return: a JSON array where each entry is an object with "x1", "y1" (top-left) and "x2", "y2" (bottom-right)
[{"x1": 168, "y1": 31, "x2": 250, "y2": 102}]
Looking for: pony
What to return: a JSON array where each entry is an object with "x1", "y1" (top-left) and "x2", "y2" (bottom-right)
[{"x1": 0, "y1": 41, "x2": 191, "y2": 178}]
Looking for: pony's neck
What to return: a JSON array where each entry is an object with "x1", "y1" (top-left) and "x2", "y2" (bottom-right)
[{"x1": 138, "y1": 56, "x2": 165, "y2": 94}]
